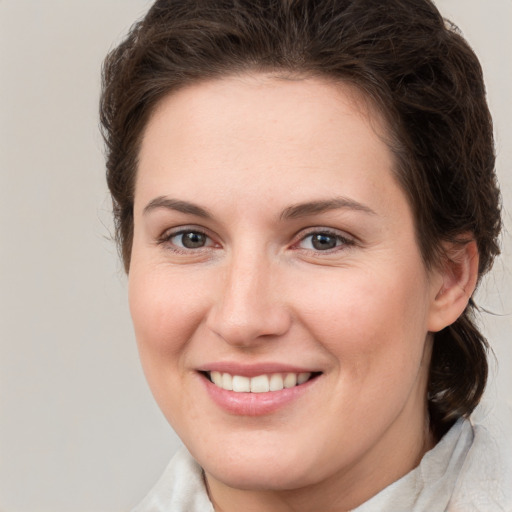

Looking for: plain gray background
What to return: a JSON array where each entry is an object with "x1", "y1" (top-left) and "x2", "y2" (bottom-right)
[{"x1": 0, "y1": 1, "x2": 510, "y2": 511}]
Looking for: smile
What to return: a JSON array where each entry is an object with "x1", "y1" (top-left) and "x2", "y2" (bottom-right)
[{"x1": 206, "y1": 371, "x2": 318, "y2": 393}]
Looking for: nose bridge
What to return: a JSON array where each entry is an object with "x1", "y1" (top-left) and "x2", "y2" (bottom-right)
[{"x1": 207, "y1": 244, "x2": 290, "y2": 346}]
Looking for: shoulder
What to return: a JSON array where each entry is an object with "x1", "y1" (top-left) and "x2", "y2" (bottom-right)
[
  {"x1": 131, "y1": 447, "x2": 214, "y2": 512},
  {"x1": 448, "y1": 403, "x2": 512, "y2": 511}
]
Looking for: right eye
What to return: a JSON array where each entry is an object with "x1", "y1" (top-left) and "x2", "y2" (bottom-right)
[
  {"x1": 171, "y1": 230, "x2": 209, "y2": 249},
  {"x1": 160, "y1": 229, "x2": 217, "y2": 252}
]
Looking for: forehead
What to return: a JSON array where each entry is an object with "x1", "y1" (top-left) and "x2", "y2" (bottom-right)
[
  {"x1": 142, "y1": 73, "x2": 388, "y2": 145},
  {"x1": 135, "y1": 74, "x2": 403, "y2": 221}
]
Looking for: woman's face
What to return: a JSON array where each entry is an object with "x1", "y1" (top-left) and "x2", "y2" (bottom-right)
[{"x1": 129, "y1": 75, "x2": 445, "y2": 504}]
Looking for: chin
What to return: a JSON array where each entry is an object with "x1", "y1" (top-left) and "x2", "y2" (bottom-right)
[
  {"x1": 190, "y1": 437, "x2": 323, "y2": 492},
  {"x1": 205, "y1": 460, "x2": 314, "y2": 492}
]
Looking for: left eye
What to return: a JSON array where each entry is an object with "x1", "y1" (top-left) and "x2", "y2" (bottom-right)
[
  {"x1": 298, "y1": 232, "x2": 347, "y2": 251},
  {"x1": 169, "y1": 230, "x2": 211, "y2": 249}
]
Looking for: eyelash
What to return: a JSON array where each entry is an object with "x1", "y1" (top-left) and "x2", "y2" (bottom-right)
[
  {"x1": 157, "y1": 227, "x2": 216, "y2": 254},
  {"x1": 292, "y1": 228, "x2": 355, "y2": 253},
  {"x1": 157, "y1": 226, "x2": 356, "y2": 257}
]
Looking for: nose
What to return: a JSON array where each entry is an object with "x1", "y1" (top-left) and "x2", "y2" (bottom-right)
[{"x1": 206, "y1": 250, "x2": 292, "y2": 347}]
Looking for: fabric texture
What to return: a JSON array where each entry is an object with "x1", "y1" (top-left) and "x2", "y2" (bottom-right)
[{"x1": 131, "y1": 414, "x2": 512, "y2": 512}]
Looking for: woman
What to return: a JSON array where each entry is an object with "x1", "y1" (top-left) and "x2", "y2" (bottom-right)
[{"x1": 100, "y1": 0, "x2": 510, "y2": 510}]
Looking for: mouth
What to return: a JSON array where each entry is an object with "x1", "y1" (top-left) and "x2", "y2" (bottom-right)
[{"x1": 202, "y1": 371, "x2": 322, "y2": 393}]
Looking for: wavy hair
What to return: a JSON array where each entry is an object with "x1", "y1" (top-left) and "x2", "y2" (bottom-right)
[{"x1": 100, "y1": 0, "x2": 501, "y2": 438}]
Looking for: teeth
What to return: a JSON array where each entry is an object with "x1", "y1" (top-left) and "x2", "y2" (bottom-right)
[
  {"x1": 208, "y1": 372, "x2": 313, "y2": 393},
  {"x1": 250, "y1": 375, "x2": 270, "y2": 393},
  {"x1": 269, "y1": 374, "x2": 284, "y2": 391},
  {"x1": 232, "y1": 375, "x2": 250, "y2": 392},
  {"x1": 211, "y1": 371, "x2": 222, "y2": 387},
  {"x1": 297, "y1": 372, "x2": 310, "y2": 385},
  {"x1": 222, "y1": 373, "x2": 233, "y2": 391},
  {"x1": 284, "y1": 373, "x2": 297, "y2": 388}
]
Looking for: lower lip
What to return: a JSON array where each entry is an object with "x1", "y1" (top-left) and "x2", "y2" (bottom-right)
[{"x1": 200, "y1": 374, "x2": 318, "y2": 416}]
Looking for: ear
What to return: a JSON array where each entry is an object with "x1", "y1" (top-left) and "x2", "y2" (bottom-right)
[{"x1": 427, "y1": 239, "x2": 479, "y2": 333}]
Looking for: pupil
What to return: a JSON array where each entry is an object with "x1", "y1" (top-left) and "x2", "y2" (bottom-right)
[
  {"x1": 312, "y1": 233, "x2": 336, "y2": 250},
  {"x1": 182, "y1": 232, "x2": 206, "y2": 248}
]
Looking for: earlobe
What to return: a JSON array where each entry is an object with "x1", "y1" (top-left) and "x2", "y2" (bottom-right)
[{"x1": 428, "y1": 239, "x2": 479, "y2": 333}]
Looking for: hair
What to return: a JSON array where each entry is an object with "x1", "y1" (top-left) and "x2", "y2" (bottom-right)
[{"x1": 100, "y1": 0, "x2": 501, "y2": 439}]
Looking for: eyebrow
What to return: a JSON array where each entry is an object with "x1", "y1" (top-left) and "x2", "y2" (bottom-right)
[
  {"x1": 143, "y1": 196, "x2": 212, "y2": 218},
  {"x1": 280, "y1": 197, "x2": 376, "y2": 220},
  {"x1": 143, "y1": 195, "x2": 376, "y2": 220}
]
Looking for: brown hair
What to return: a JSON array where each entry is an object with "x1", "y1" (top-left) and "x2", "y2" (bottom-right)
[{"x1": 100, "y1": 0, "x2": 501, "y2": 438}]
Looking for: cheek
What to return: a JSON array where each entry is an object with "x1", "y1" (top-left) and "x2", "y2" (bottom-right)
[
  {"x1": 129, "y1": 265, "x2": 206, "y2": 346},
  {"x1": 294, "y1": 265, "x2": 431, "y2": 379},
  {"x1": 128, "y1": 265, "x2": 210, "y2": 395},
  {"x1": 128, "y1": 266, "x2": 215, "y2": 429}
]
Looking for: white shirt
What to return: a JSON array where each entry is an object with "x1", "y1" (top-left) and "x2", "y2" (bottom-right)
[{"x1": 131, "y1": 414, "x2": 512, "y2": 512}]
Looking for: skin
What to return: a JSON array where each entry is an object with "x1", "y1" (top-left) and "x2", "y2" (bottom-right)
[{"x1": 129, "y1": 75, "x2": 477, "y2": 511}]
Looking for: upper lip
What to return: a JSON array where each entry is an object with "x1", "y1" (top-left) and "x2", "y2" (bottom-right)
[{"x1": 197, "y1": 362, "x2": 322, "y2": 377}]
